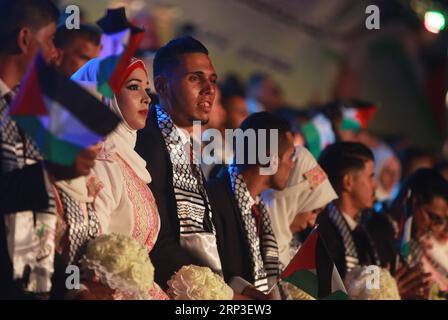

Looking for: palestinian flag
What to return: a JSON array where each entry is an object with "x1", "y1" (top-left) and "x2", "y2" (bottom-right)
[
  {"x1": 340, "y1": 100, "x2": 377, "y2": 132},
  {"x1": 96, "y1": 7, "x2": 144, "y2": 98},
  {"x1": 396, "y1": 189, "x2": 414, "y2": 262},
  {"x1": 9, "y1": 53, "x2": 121, "y2": 166},
  {"x1": 301, "y1": 113, "x2": 336, "y2": 159},
  {"x1": 399, "y1": 216, "x2": 413, "y2": 261},
  {"x1": 281, "y1": 226, "x2": 348, "y2": 300}
]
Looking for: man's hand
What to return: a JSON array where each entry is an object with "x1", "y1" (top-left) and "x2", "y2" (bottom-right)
[
  {"x1": 239, "y1": 285, "x2": 277, "y2": 300},
  {"x1": 394, "y1": 263, "x2": 431, "y2": 300},
  {"x1": 46, "y1": 145, "x2": 100, "y2": 181}
]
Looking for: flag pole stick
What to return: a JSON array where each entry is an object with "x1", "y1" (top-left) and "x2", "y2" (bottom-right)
[{"x1": 266, "y1": 282, "x2": 278, "y2": 295}]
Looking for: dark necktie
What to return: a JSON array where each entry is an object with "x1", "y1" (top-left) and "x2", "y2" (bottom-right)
[
  {"x1": 188, "y1": 138, "x2": 213, "y2": 232},
  {"x1": 3, "y1": 92, "x2": 14, "y2": 105},
  {"x1": 189, "y1": 139, "x2": 195, "y2": 167},
  {"x1": 251, "y1": 203, "x2": 263, "y2": 238},
  {"x1": 1, "y1": 92, "x2": 15, "y2": 120},
  {"x1": 352, "y1": 224, "x2": 374, "y2": 265}
]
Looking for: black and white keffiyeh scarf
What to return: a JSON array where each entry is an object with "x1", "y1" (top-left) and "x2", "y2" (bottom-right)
[
  {"x1": 328, "y1": 203, "x2": 380, "y2": 273},
  {"x1": 155, "y1": 105, "x2": 215, "y2": 235},
  {"x1": 155, "y1": 105, "x2": 224, "y2": 273},
  {"x1": 228, "y1": 164, "x2": 279, "y2": 293},
  {"x1": 57, "y1": 189, "x2": 100, "y2": 265},
  {"x1": 1, "y1": 92, "x2": 57, "y2": 294},
  {"x1": 328, "y1": 203, "x2": 359, "y2": 272}
]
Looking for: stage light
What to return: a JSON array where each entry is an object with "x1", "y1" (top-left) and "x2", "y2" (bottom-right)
[{"x1": 424, "y1": 11, "x2": 446, "y2": 34}]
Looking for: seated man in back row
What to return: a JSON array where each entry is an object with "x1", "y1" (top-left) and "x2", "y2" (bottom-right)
[
  {"x1": 317, "y1": 142, "x2": 431, "y2": 299},
  {"x1": 208, "y1": 112, "x2": 296, "y2": 299}
]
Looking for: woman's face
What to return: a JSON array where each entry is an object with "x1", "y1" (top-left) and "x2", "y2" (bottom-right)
[
  {"x1": 379, "y1": 156, "x2": 401, "y2": 192},
  {"x1": 117, "y1": 68, "x2": 151, "y2": 130},
  {"x1": 289, "y1": 207, "x2": 323, "y2": 233},
  {"x1": 414, "y1": 196, "x2": 448, "y2": 240}
]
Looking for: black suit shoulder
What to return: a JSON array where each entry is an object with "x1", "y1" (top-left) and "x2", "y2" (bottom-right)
[
  {"x1": 135, "y1": 106, "x2": 203, "y2": 289},
  {"x1": 207, "y1": 169, "x2": 254, "y2": 284},
  {"x1": 364, "y1": 211, "x2": 397, "y2": 268},
  {"x1": 316, "y1": 207, "x2": 348, "y2": 278}
]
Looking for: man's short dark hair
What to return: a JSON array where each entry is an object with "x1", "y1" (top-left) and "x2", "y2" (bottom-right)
[
  {"x1": 395, "y1": 168, "x2": 448, "y2": 206},
  {"x1": 247, "y1": 72, "x2": 270, "y2": 91},
  {"x1": 54, "y1": 23, "x2": 102, "y2": 49},
  {"x1": 236, "y1": 111, "x2": 292, "y2": 171},
  {"x1": 318, "y1": 142, "x2": 374, "y2": 194},
  {"x1": 153, "y1": 36, "x2": 208, "y2": 78},
  {"x1": 0, "y1": 0, "x2": 60, "y2": 54}
]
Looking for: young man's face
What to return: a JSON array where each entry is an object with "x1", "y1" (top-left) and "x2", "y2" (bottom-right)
[
  {"x1": 226, "y1": 96, "x2": 249, "y2": 129},
  {"x1": 348, "y1": 160, "x2": 377, "y2": 210},
  {"x1": 27, "y1": 22, "x2": 58, "y2": 65},
  {"x1": 56, "y1": 37, "x2": 101, "y2": 77},
  {"x1": 270, "y1": 132, "x2": 296, "y2": 190},
  {"x1": 161, "y1": 52, "x2": 217, "y2": 128},
  {"x1": 256, "y1": 78, "x2": 283, "y2": 112}
]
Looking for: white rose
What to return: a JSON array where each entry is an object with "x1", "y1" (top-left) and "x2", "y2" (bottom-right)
[
  {"x1": 344, "y1": 265, "x2": 400, "y2": 300},
  {"x1": 80, "y1": 233, "x2": 155, "y2": 299},
  {"x1": 168, "y1": 265, "x2": 233, "y2": 300}
]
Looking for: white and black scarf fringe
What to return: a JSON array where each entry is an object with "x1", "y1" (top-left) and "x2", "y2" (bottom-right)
[{"x1": 228, "y1": 164, "x2": 279, "y2": 293}]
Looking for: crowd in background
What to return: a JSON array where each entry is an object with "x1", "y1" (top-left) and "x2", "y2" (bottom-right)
[{"x1": 1, "y1": 0, "x2": 447, "y2": 301}]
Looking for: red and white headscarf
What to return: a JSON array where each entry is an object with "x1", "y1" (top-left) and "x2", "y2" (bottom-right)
[{"x1": 72, "y1": 57, "x2": 151, "y2": 183}]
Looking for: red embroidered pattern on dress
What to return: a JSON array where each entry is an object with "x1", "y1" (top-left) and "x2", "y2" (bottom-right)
[
  {"x1": 303, "y1": 165, "x2": 327, "y2": 189},
  {"x1": 148, "y1": 283, "x2": 170, "y2": 300},
  {"x1": 116, "y1": 155, "x2": 159, "y2": 252}
]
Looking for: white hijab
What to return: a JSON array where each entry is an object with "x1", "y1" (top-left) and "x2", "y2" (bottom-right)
[
  {"x1": 372, "y1": 143, "x2": 400, "y2": 201},
  {"x1": 71, "y1": 58, "x2": 151, "y2": 184},
  {"x1": 262, "y1": 146, "x2": 338, "y2": 267}
]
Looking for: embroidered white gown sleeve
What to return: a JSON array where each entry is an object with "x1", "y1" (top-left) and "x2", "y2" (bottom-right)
[
  {"x1": 91, "y1": 149, "x2": 168, "y2": 300},
  {"x1": 90, "y1": 156, "x2": 127, "y2": 236}
]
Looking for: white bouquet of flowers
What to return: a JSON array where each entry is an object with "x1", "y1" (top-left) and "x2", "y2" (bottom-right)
[
  {"x1": 344, "y1": 265, "x2": 401, "y2": 300},
  {"x1": 167, "y1": 265, "x2": 233, "y2": 300},
  {"x1": 80, "y1": 233, "x2": 154, "y2": 300}
]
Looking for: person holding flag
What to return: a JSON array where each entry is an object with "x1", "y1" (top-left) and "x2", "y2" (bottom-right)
[
  {"x1": 317, "y1": 142, "x2": 432, "y2": 299},
  {"x1": 316, "y1": 142, "x2": 381, "y2": 279},
  {"x1": 0, "y1": 0, "x2": 117, "y2": 299},
  {"x1": 367, "y1": 168, "x2": 447, "y2": 298}
]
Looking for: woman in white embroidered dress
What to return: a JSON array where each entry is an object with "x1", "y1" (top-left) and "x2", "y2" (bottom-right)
[{"x1": 72, "y1": 58, "x2": 167, "y2": 300}]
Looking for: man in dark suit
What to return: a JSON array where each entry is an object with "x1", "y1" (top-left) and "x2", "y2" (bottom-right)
[
  {"x1": 0, "y1": 0, "x2": 97, "y2": 299},
  {"x1": 317, "y1": 142, "x2": 431, "y2": 299},
  {"x1": 207, "y1": 112, "x2": 296, "y2": 299},
  {"x1": 136, "y1": 36, "x2": 226, "y2": 291},
  {"x1": 316, "y1": 142, "x2": 380, "y2": 280}
]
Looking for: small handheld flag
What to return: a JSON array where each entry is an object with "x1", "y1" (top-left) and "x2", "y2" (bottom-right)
[
  {"x1": 301, "y1": 114, "x2": 336, "y2": 159},
  {"x1": 9, "y1": 53, "x2": 121, "y2": 166},
  {"x1": 340, "y1": 100, "x2": 377, "y2": 132},
  {"x1": 281, "y1": 225, "x2": 348, "y2": 300},
  {"x1": 397, "y1": 190, "x2": 414, "y2": 264},
  {"x1": 96, "y1": 7, "x2": 144, "y2": 98}
]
